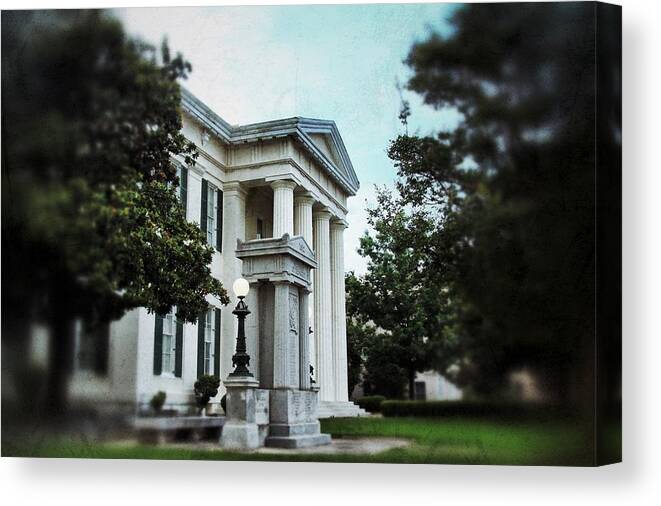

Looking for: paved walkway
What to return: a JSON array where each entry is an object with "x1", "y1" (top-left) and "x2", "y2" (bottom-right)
[
  {"x1": 153, "y1": 436, "x2": 410, "y2": 455},
  {"x1": 255, "y1": 437, "x2": 410, "y2": 455}
]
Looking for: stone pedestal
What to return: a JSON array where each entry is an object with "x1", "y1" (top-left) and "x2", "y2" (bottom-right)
[
  {"x1": 265, "y1": 388, "x2": 331, "y2": 448},
  {"x1": 220, "y1": 376, "x2": 260, "y2": 450}
]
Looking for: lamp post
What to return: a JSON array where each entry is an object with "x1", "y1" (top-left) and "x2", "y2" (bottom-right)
[{"x1": 229, "y1": 278, "x2": 252, "y2": 377}]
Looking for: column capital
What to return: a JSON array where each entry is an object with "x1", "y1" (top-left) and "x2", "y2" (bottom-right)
[
  {"x1": 294, "y1": 192, "x2": 316, "y2": 207},
  {"x1": 313, "y1": 207, "x2": 333, "y2": 221},
  {"x1": 223, "y1": 181, "x2": 248, "y2": 199},
  {"x1": 330, "y1": 218, "x2": 349, "y2": 230},
  {"x1": 270, "y1": 179, "x2": 298, "y2": 192}
]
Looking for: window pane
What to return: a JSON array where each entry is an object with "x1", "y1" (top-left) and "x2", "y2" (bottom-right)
[{"x1": 164, "y1": 314, "x2": 173, "y2": 335}]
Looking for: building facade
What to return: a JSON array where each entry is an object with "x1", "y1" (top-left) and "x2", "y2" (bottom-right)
[{"x1": 37, "y1": 89, "x2": 362, "y2": 418}]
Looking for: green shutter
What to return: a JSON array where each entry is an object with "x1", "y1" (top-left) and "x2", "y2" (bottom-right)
[
  {"x1": 216, "y1": 189, "x2": 223, "y2": 251},
  {"x1": 174, "y1": 319, "x2": 183, "y2": 378},
  {"x1": 197, "y1": 311, "x2": 205, "y2": 378},
  {"x1": 180, "y1": 166, "x2": 188, "y2": 215},
  {"x1": 200, "y1": 179, "x2": 208, "y2": 236},
  {"x1": 214, "y1": 308, "x2": 221, "y2": 379},
  {"x1": 153, "y1": 314, "x2": 164, "y2": 375}
]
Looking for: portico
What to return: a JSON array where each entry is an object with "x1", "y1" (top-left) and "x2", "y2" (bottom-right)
[{"x1": 221, "y1": 174, "x2": 361, "y2": 417}]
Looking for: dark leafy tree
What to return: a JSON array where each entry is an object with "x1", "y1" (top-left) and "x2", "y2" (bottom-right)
[
  {"x1": 346, "y1": 190, "x2": 458, "y2": 399},
  {"x1": 389, "y1": 3, "x2": 619, "y2": 404},
  {"x1": 1, "y1": 10, "x2": 229, "y2": 414},
  {"x1": 345, "y1": 272, "x2": 375, "y2": 397}
]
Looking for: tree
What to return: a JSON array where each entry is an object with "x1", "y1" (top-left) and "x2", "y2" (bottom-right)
[
  {"x1": 347, "y1": 189, "x2": 458, "y2": 399},
  {"x1": 389, "y1": 3, "x2": 619, "y2": 403},
  {"x1": 1, "y1": 10, "x2": 229, "y2": 414}
]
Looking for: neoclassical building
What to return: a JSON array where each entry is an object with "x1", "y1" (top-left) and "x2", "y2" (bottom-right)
[{"x1": 45, "y1": 88, "x2": 363, "y2": 418}]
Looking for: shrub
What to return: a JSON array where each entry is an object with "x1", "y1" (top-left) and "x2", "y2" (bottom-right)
[
  {"x1": 220, "y1": 394, "x2": 227, "y2": 414},
  {"x1": 149, "y1": 391, "x2": 166, "y2": 414},
  {"x1": 356, "y1": 395, "x2": 386, "y2": 413},
  {"x1": 380, "y1": 400, "x2": 566, "y2": 419},
  {"x1": 194, "y1": 375, "x2": 221, "y2": 410}
]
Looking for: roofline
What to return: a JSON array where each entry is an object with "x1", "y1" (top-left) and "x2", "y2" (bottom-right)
[{"x1": 180, "y1": 87, "x2": 360, "y2": 195}]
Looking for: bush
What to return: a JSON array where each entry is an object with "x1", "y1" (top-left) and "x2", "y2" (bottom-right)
[
  {"x1": 356, "y1": 395, "x2": 386, "y2": 413},
  {"x1": 150, "y1": 391, "x2": 166, "y2": 414},
  {"x1": 380, "y1": 400, "x2": 567, "y2": 419},
  {"x1": 194, "y1": 375, "x2": 221, "y2": 410}
]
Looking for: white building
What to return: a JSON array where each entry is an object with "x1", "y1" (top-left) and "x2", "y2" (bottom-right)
[
  {"x1": 412, "y1": 371, "x2": 463, "y2": 401},
  {"x1": 41, "y1": 89, "x2": 363, "y2": 418}
]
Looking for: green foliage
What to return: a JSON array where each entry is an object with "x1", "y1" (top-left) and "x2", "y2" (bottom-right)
[
  {"x1": 149, "y1": 391, "x2": 167, "y2": 413},
  {"x1": 355, "y1": 395, "x2": 386, "y2": 413},
  {"x1": 387, "y1": 3, "x2": 620, "y2": 402},
  {"x1": 194, "y1": 375, "x2": 221, "y2": 409},
  {"x1": 2, "y1": 10, "x2": 229, "y2": 326},
  {"x1": 346, "y1": 190, "x2": 459, "y2": 398}
]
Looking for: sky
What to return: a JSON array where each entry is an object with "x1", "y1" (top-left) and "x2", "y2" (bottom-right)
[{"x1": 115, "y1": 3, "x2": 461, "y2": 274}]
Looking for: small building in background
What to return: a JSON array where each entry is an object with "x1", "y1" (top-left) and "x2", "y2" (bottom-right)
[{"x1": 412, "y1": 371, "x2": 463, "y2": 401}]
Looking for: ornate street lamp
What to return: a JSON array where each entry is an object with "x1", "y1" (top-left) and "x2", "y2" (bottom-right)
[{"x1": 229, "y1": 278, "x2": 252, "y2": 377}]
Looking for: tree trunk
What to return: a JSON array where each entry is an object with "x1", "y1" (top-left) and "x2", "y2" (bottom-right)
[
  {"x1": 408, "y1": 369, "x2": 416, "y2": 400},
  {"x1": 44, "y1": 302, "x2": 75, "y2": 417}
]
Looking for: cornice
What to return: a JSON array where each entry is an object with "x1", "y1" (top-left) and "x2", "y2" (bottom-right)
[{"x1": 180, "y1": 87, "x2": 360, "y2": 197}]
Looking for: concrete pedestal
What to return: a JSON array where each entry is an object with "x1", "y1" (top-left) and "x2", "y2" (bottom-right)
[
  {"x1": 265, "y1": 387, "x2": 330, "y2": 448},
  {"x1": 220, "y1": 376, "x2": 261, "y2": 450}
]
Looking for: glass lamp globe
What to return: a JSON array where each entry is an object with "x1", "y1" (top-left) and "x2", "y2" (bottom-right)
[{"x1": 232, "y1": 278, "x2": 250, "y2": 298}]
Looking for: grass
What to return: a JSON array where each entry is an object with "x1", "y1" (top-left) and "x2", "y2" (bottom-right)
[{"x1": 2, "y1": 416, "x2": 595, "y2": 466}]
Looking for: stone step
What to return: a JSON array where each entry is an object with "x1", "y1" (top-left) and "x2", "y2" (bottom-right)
[
  {"x1": 268, "y1": 422, "x2": 321, "y2": 437},
  {"x1": 317, "y1": 401, "x2": 368, "y2": 418},
  {"x1": 265, "y1": 433, "x2": 332, "y2": 449}
]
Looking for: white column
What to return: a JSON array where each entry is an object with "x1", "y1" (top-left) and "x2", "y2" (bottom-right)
[
  {"x1": 294, "y1": 192, "x2": 315, "y2": 247},
  {"x1": 330, "y1": 219, "x2": 349, "y2": 402},
  {"x1": 295, "y1": 192, "x2": 316, "y2": 386},
  {"x1": 271, "y1": 180, "x2": 297, "y2": 238},
  {"x1": 221, "y1": 182, "x2": 247, "y2": 381},
  {"x1": 313, "y1": 208, "x2": 334, "y2": 402}
]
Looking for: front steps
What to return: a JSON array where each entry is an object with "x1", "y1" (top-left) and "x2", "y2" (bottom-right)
[{"x1": 317, "y1": 401, "x2": 368, "y2": 419}]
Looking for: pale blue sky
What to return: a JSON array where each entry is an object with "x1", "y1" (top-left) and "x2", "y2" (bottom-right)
[{"x1": 116, "y1": 3, "x2": 461, "y2": 274}]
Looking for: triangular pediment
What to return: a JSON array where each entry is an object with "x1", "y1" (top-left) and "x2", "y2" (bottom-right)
[
  {"x1": 287, "y1": 235, "x2": 315, "y2": 261},
  {"x1": 298, "y1": 119, "x2": 360, "y2": 193},
  {"x1": 309, "y1": 133, "x2": 342, "y2": 169}
]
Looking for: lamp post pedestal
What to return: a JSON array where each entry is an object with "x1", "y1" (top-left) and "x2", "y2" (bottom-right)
[{"x1": 220, "y1": 376, "x2": 261, "y2": 450}]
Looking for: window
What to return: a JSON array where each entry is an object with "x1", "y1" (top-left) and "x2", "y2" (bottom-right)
[
  {"x1": 161, "y1": 309, "x2": 177, "y2": 376},
  {"x1": 197, "y1": 307, "x2": 220, "y2": 378},
  {"x1": 414, "y1": 381, "x2": 427, "y2": 401},
  {"x1": 154, "y1": 307, "x2": 183, "y2": 377},
  {"x1": 256, "y1": 218, "x2": 263, "y2": 239},
  {"x1": 204, "y1": 309, "x2": 215, "y2": 375},
  {"x1": 200, "y1": 179, "x2": 223, "y2": 251},
  {"x1": 206, "y1": 183, "x2": 218, "y2": 246},
  {"x1": 74, "y1": 319, "x2": 109, "y2": 376}
]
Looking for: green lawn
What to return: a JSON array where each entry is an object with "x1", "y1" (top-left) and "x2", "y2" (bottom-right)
[{"x1": 2, "y1": 416, "x2": 594, "y2": 466}]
